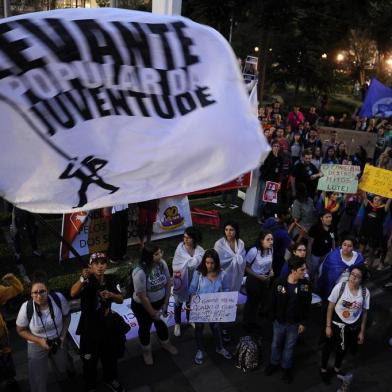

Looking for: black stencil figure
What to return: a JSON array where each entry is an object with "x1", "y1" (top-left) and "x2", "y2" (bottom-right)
[{"x1": 59, "y1": 155, "x2": 119, "y2": 208}]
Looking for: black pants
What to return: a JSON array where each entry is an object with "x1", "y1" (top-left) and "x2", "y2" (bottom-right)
[
  {"x1": 174, "y1": 301, "x2": 190, "y2": 324},
  {"x1": 243, "y1": 275, "x2": 270, "y2": 333},
  {"x1": 321, "y1": 322, "x2": 360, "y2": 370},
  {"x1": 131, "y1": 298, "x2": 169, "y2": 346},
  {"x1": 107, "y1": 209, "x2": 128, "y2": 261},
  {"x1": 80, "y1": 333, "x2": 118, "y2": 391}
]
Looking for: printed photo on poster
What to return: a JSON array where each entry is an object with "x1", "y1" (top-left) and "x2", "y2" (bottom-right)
[{"x1": 262, "y1": 181, "x2": 279, "y2": 204}]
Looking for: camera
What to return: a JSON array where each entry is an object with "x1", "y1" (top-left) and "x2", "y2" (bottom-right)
[{"x1": 46, "y1": 337, "x2": 61, "y2": 354}]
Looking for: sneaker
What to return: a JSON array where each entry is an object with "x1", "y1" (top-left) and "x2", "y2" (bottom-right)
[
  {"x1": 194, "y1": 350, "x2": 204, "y2": 365},
  {"x1": 213, "y1": 202, "x2": 226, "y2": 209},
  {"x1": 32, "y1": 250, "x2": 42, "y2": 257},
  {"x1": 282, "y1": 368, "x2": 293, "y2": 384},
  {"x1": 216, "y1": 347, "x2": 232, "y2": 359},
  {"x1": 189, "y1": 322, "x2": 196, "y2": 329},
  {"x1": 174, "y1": 323, "x2": 181, "y2": 337},
  {"x1": 229, "y1": 204, "x2": 239, "y2": 210},
  {"x1": 264, "y1": 363, "x2": 279, "y2": 376},
  {"x1": 384, "y1": 281, "x2": 392, "y2": 288},
  {"x1": 104, "y1": 379, "x2": 126, "y2": 392}
]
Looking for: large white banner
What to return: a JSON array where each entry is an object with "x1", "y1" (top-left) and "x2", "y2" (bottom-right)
[{"x1": 0, "y1": 8, "x2": 268, "y2": 213}]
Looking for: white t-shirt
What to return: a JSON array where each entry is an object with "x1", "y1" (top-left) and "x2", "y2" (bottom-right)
[
  {"x1": 328, "y1": 282, "x2": 370, "y2": 325},
  {"x1": 132, "y1": 260, "x2": 170, "y2": 304},
  {"x1": 245, "y1": 247, "x2": 273, "y2": 275},
  {"x1": 16, "y1": 293, "x2": 70, "y2": 342}
]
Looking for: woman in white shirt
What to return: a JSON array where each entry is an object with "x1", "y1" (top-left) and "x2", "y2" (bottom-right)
[
  {"x1": 214, "y1": 221, "x2": 246, "y2": 341},
  {"x1": 320, "y1": 264, "x2": 370, "y2": 383},
  {"x1": 243, "y1": 230, "x2": 274, "y2": 333},
  {"x1": 172, "y1": 227, "x2": 204, "y2": 337},
  {"x1": 16, "y1": 272, "x2": 70, "y2": 392}
]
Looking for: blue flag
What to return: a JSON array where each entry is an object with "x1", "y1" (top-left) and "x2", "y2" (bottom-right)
[{"x1": 360, "y1": 78, "x2": 392, "y2": 118}]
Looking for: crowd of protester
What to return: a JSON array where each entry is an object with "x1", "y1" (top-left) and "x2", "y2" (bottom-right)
[{"x1": 1, "y1": 102, "x2": 392, "y2": 391}]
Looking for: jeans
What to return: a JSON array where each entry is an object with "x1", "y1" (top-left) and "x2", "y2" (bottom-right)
[
  {"x1": 270, "y1": 320, "x2": 299, "y2": 369},
  {"x1": 309, "y1": 254, "x2": 322, "y2": 289},
  {"x1": 194, "y1": 323, "x2": 223, "y2": 351}
]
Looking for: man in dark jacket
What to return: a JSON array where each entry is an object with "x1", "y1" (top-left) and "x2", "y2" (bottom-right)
[{"x1": 265, "y1": 257, "x2": 312, "y2": 383}]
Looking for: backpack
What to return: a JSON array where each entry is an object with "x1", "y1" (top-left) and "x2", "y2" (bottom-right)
[
  {"x1": 235, "y1": 336, "x2": 260, "y2": 373},
  {"x1": 26, "y1": 292, "x2": 63, "y2": 323}
]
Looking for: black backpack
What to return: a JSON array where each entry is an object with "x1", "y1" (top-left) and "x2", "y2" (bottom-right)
[{"x1": 26, "y1": 292, "x2": 63, "y2": 323}]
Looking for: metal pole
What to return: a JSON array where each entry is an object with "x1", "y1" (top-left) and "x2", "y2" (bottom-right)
[
  {"x1": 110, "y1": 0, "x2": 117, "y2": 7},
  {"x1": 3, "y1": 0, "x2": 10, "y2": 18},
  {"x1": 229, "y1": 16, "x2": 233, "y2": 43},
  {"x1": 152, "y1": 0, "x2": 182, "y2": 15}
]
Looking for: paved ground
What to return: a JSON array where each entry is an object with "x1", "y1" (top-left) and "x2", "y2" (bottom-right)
[{"x1": 8, "y1": 270, "x2": 392, "y2": 392}]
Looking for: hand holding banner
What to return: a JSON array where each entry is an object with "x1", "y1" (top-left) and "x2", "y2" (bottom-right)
[
  {"x1": 189, "y1": 291, "x2": 238, "y2": 323},
  {"x1": 359, "y1": 164, "x2": 392, "y2": 198},
  {"x1": 0, "y1": 8, "x2": 269, "y2": 213},
  {"x1": 317, "y1": 164, "x2": 360, "y2": 194}
]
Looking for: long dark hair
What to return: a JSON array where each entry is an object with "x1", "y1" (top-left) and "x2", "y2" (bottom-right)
[
  {"x1": 184, "y1": 226, "x2": 202, "y2": 249},
  {"x1": 223, "y1": 221, "x2": 240, "y2": 240},
  {"x1": 140, "y1": 243, "x2": 161, "y2": 270},
  {"x1": 255, "y1": 230, "x2": 273, "y2": 255},
  {"x1": 197, "y1": 249, "x2": 221, "y2": 276}
]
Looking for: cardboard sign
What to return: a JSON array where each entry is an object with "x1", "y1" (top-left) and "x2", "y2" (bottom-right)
[
  {"x1": 318, "y1": 126, "x2": 377, "y2": 156},
  {"x1": 317, "y1": 164, "x2": 360, "y2": 194},
  {"x1": 359, "y1": 164, "x2": 392, "y2": 198},
  {"x1": 262, "y1": 181, "x2": 279, "y2": 203},
  {"x1": 189, "y1": 291, "x2": 238, "y2": 323}
]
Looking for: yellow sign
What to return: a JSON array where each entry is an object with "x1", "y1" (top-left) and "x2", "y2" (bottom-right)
[{"x1": 359, "y1": 164, "x2": 392, "y2": 198}]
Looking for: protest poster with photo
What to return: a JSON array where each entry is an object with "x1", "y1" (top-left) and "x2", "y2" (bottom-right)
[
  {"x1": 359, "y1": 164, "x2": 392, "y2": 198},
  {"x1": 317, "y1": 164, "x2": 361, "y2": 194},
  {"x1": 60, "y1": 196, "x2": 192, "y2": 260},
  {"x1": 262, "y1": 181, "x2": 279, "y2": 203},
  {"x1": 189, "y1": 291, "x2": 238, "y2": 323},
  {"x1": 0, "y1": 8, "x2": 269, "y2": 214}
]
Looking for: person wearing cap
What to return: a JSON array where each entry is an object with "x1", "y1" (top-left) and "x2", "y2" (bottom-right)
[{"x1": 70, "y1": 253, "x2": 125, "y2": 392}]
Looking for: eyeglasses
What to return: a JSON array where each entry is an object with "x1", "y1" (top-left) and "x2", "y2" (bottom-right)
[{"x1": 31, "y1": 289, "x2": 47, "y2": 296}]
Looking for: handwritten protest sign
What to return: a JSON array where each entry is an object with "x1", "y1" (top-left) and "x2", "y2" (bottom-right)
[
  {"x1": 359, "y1": 164, "x2": 392, "y2": 198},
  {"x1": 189, "y1": 292, "x2": 238, "y2": 323},
  {"x1": 262, "y1": 181, "x2": 279, "y2": 203},
  {"x1": 317, "y1": 164, "x2": 360, "y2": 194}
]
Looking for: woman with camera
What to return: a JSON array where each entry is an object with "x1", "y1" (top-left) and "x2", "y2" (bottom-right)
[{"x1": 16, "y1": 271, "x2": 70, "y2": 392}]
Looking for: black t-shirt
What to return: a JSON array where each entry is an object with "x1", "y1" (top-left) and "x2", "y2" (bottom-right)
[
  {"x1": 285, "y1": 282, "x2": 299, "y2": 323},
  {"x1": 260, "y1": 153, "x2": 282, "y2": 182},
  {"x1": 308, "y1": 223, "x2": 335, "y2": 257},
  {"x1": 292, "y1": 162, "x2": 319, "y2": 197},
  {"x1": 76, "y1": 274, "x2": 121, "y2": 338}
]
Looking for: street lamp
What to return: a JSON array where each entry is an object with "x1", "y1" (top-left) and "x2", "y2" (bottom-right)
[
  {"x1": 336, "y1": 53, "x2": 344, "y2": 62},
  {"x1": 254, "y1": 46, "x2": 259, "y2": 53},
  {"x1": 321, "y1": 53, "x2": 327, "y2": 59}
]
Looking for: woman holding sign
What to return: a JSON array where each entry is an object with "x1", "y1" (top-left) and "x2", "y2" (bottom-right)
[
  {"x1": 188, "y1": 249, "x2": 232, "y2": 365},
  {"x1": 172, "y1": 227, "x2": 204, "y2": 337},
  {"x1": 214, "y1": 221, "x2": 246, "y2": 342}
]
